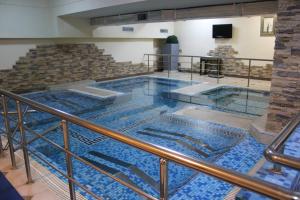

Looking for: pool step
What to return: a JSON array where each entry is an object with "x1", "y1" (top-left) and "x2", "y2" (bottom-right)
[
  {"x1": 76, "y1": 95, "x2": 133, "y2": 119},
  {"x1": 97, "y1": 79, "x2": 148, "y2": 92},
  {"x1": 80, "y1": 156, "x2": 143, "y2": 192},
  {"x1": 28, "y1": 94, "x2": 135, "y2": 126},
  {"x1": 207, "y1": 92, "x2": 238, "y2": 101},
  {"x1": 144, "y1": 127, "x2": 215, "y2": 151},
  {"x1": 175, "y1": 105, "x2": 257, "y2": 128},
  {"x1": 100, "y1": 105, "x2": 168, "y2": 132},
  {"x1": 95, "y1": 77, "x2": 189, "y2": 94},
  {"x1": 104, "y1": 103, "x2": 161, "y2": 121},
  {"x1": 48, "y1": 94, "x2": 84, "y2": 110},
  {"x1": 86, "y1": 101, "x2": 142, "y2": 120},
  {"x1": 87, "y1": 100, "x2": 158, "y2": 121},
  {"x1": 89, "y1": 151, "x2": 159, "y2": 192},
  {"x1": 204, "y1": 90, "x2": 269, "y2": 105},
  {"x1": 69, "y1": 86, "x2": 122, "y2": 98},
  {"x1": 23, "y1": 91, "x2": 123, "y2": 127},
  {"x1": 79, "y1": 151, "x2": 162, "y2": 199},
  {"x1": 145, "y1": 128, "x2": 235, "y2": 154},
  {"x1": 232, "y1": 93, "x2": 269, "y2": 102},
  {"x1": 69, "y1": 129, "x2": 107, "y2": 145},
  {"x1": 137, "y1": 130, "x2": 209, "y2": 158},
  {"x1": 157, "y1": 114, "x2": 246, "y2": 155},
  {"x1": 137, "y1": 129, "x2": 233, "y2": 160},
  {"x1": 219, "y1": 96, "x2": 268, "y2": 108},
  {"x1": 170, "y1": 135, "x2": 265, "y2": 200}
]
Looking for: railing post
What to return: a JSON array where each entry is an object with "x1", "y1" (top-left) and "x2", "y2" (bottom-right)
[
  {"x1": 217, "y1": 63, "x2": 220, "y2": 85},
  {"x1": 0, "y1": 113, "x2": 3, "y2": 157},
  {"x1": 61, "y1": 120, "x2": 76, "y2": 200},
  {"x1": 218, "y1": 58, "x2": 222, "y2": 84},
  {"x1": 160, "y1": 158, "x2": 168, "y2": 200},
  {"x1": 269, "y1": 145, "x2": 284, "y2": 174},
  {"x1": 16, "y1": 100, "x2": 33, "y2": 183},
  {"x1": 247, "y1": 59, "x2": 252, "y2": 87},
  {"x1": 200, "y1": 60, "x2": 205, "y2": 75},
  {"x1": 190, "y1": 56, "x2": 193, "y2": 81},
  {"x1": 147, "y1": 54, "x2": 150, "y2": 73},
  {"x1": 0, "y1": 131, "x2": 3, "y2": 157},
  {"x1": 168, "y1": 55, "x2": 171, "y2": 78},
  {"x1": 1, "y1": 95, "x2": 17, "y2": 168}
]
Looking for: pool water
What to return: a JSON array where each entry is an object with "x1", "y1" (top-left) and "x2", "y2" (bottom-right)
[
  {"x1": 200, "y1": 86, "x2": 270, "y2": 116},
  {"x1": 1, "y1": 76, "x2": 265, "y2": 200},
  {"x1": 169, "y1": 85, "x2": 269, "y2": 117}
]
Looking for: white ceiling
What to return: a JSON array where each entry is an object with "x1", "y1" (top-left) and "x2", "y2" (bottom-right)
[{"x1": 64, "y1": 0, "x2": 276, "y2": 18}]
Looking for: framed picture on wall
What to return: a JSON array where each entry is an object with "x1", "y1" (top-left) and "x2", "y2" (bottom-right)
[{"x1": 260, "y1": 15, "x2": 276, "y2": 36}]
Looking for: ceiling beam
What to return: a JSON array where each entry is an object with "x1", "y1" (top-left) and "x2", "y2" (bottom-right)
[{"x1": 91, "y1": 1, "x2": 277, "y2": 26}]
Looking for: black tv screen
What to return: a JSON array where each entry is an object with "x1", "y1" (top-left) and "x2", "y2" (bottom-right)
[{"x1": 213, "y1": 24, "x2": 232, "y2": 38}]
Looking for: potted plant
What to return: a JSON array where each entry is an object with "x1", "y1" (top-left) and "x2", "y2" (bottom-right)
[
  {"x1": 163, "y1": 35, "x2": 179, "y2": 71},
  {"x1": 166, "y1": 35, "x2": 179, "y2": 44}
]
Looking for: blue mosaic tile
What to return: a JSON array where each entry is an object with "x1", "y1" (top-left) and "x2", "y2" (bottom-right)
[
  {"x1": 237, "y1": 124, "x2": 300, "y2": 200},
  {"x1": 0, "y1": 76, "x2": 270, "y2": 200}
]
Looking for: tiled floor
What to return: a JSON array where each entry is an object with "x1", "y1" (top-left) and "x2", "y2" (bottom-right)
[
  {"x1": 153, "y1": 71, "x2": 271, "y2": 91},
  {"x1": 0, "y1": 150, "x2": 58, "y2": 200},
  {"x1": 236, "y1": 123, "x2": 300, "y2": 199}
]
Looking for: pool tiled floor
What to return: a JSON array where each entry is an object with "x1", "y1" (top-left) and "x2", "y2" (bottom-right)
[
  {"x1": 236, "y1": 124, "x2": 300, "y2": 199},
  {"x1": 153, "y1": 71, "x2": 271, "y2": 91},
  {"x1": 171, "y1": 133, "x2": 265, "y2": 200},
  {"x1": 0, "y1": 76, "x2": 278, "y2": 200}
]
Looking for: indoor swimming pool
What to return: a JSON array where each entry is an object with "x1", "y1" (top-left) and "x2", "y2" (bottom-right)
[{"x1": 2, "y1": 76, "x2": 267, "y2": 199}]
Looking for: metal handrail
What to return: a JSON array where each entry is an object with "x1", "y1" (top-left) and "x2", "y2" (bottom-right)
[
  {"x1": 1, "y1": 89, "x2": 300, "y2": 200},
  {"x1": 144, "y1": 53, "x2": 274, "y2": 86},
  {"x1": 144, "y1": 53, "x2": 274, "y2": 62},
  {"x1": 264, "y1": 114, "x2": 300, "y2": 170}
]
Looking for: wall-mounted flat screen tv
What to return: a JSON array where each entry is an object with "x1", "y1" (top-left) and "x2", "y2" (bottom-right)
[{"x1": 213, "y1": 24, "x2": 232, "y2": 38}]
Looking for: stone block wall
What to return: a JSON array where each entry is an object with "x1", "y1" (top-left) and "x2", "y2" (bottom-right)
[
  {"x1": 208, "y1": 45, "x2": 273, "y2": 80},
  {"x1": 267, "y1": 0, "x2": 300, "y2": 131},
  {"x1": 0, "y1": 44, "x2": 148, "y2": 93}
]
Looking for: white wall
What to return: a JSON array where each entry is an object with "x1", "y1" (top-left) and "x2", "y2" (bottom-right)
[
  {"x1": 93, "y1": 22, "x2": 174, "y2": 39},
  {"x1": 0, "y1": 0, "x2": 95, "y2": 38},
  {"x1": 0, "y1": 0, "x2": 53, "y2": 38},
  {"x1": 91, "y1": 22, "x2": 175, "y2": 64},
  {"x1": 53, "y1": 16, "x2": 93, "y2": 37},
  {"x1": 0, "y1": 44, "x2": 36, "y2": 69},
  {"x1": 0, "y1": 38, "x2": 153, "y2": 69},
  {"x1": 175, "y1": 16, "x2": 275, "y2": 59},
  {"x1": 91, "y1": 22, "x2": 174, "y2": 64},
  {"x1": 0, "y1": 39, "x2": 53, "y2": 69},
  {"x1": 0, "y1": 13, "x2": 275, "y2": 70},
  {"x1": 95, "y1": 39, "x2": 154, "y2": 64}
]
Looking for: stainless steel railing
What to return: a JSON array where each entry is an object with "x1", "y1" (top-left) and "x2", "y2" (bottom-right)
[
  {"x1": 144, "y1": 53, "x2": 274, "y2": 87},
  {"x1": 265, "y1": 114, "x2": 300, "y2": 171},
  {"x1": 1, "y1": 89, "x2": 300, "y2": 200}
]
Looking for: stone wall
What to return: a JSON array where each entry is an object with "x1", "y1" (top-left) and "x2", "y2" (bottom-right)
[
  {"x1": 267, "y1": 0, "x2": 300, "y2": 131},
  {"x1": 0, "y1": 44, "x2": 148, "y2": 93},
  {"x1": 207, "y1": 45, "x2": 273, "y2": 80}
]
